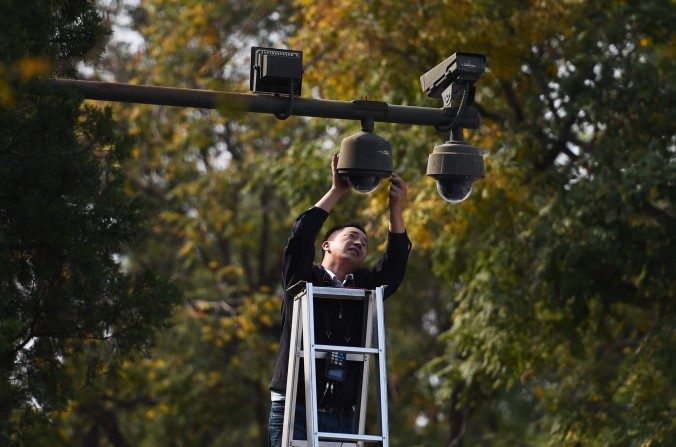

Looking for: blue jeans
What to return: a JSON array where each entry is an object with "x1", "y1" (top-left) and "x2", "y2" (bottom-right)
[{"x1": 268, "y1": 402, "x2": 356, "y2": 447}]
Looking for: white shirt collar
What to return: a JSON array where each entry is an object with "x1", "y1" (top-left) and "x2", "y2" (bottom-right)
[{"x1": 323, "y1": 267, "x2": 353, "y2": 286}]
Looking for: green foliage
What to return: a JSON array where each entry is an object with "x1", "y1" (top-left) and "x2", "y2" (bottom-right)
[
  {"x1": 292, "y1": 0, "x2": 675, "y2": 445},
  {"x1": 0, "y1": 1, "x2": 180, "y2": 445},
  {"x1": 431, "y1": 1, "x2": 676, "y2": 444},
  {"x1": 51, "y1": 1, "x2": 305, "y2": 445},
  {"x1": 44, "y1": 0, "x2": 675, "y2": 446},
  {"x1": 54, "y1": 292, "x2": 279, "y2": 446}
]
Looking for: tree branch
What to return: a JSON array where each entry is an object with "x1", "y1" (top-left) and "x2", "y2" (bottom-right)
[
  {"x1": 498, "y1": 78, "x2": 524, "y2": 123},
  {"x1": 472, "y1": 102, "x2": 505, "y2": 127}
]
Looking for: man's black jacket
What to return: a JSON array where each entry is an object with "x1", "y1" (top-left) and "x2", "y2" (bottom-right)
[{"x1": 269, "y1": 206, "x2": 412, "y2": 410}]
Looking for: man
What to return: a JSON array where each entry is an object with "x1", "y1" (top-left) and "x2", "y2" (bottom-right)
[{"x1": 268, "y1": 153, "x2": 411, "y2": 446}]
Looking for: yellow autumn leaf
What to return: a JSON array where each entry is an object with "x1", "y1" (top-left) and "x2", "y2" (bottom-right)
[
  {"x1": 259, "y1": 314, "x2": 272, "y2": 327},
  {"x1": 534, "y1": 384, "x2": 545, "y2": 398},
  {"x1": 177, "y1": 240, "x2": 194, "y2": 257},
  {"x1": 15, "y1": 57, "x2": 52, "y2": 81}
]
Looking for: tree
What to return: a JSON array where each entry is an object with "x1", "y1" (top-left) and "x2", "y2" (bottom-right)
[
  {"x1": 54, "y1": 1, "x2": 306, "y2": 445},
  {"x1": 0, "y1": 1, "x2": 179, "y2": 445},
  {"x1": 290, "y1": 0, "x2": 675, "y2": 445},
  {"x1": 54, "y1": 2, "x2": 437, "y2": 445},
  {"x1": 49, "y1": 0, "x2": 675, "y2": 446}
]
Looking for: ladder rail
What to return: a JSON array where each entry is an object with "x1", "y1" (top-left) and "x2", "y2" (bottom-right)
[
  {"x1": 374, "y1": 287, "x2": 389, "y2": 446},
  {"x1": 357, "y1": 290, "x2": 375, "y2": 447},
  {"x1": 281, "y1": 296, "x2": 302, "y2": 446},
  {"x1": 301, "y1": 283, "x2": 321, "y2": 446}
]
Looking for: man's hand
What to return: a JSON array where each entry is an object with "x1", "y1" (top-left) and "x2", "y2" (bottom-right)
[
  {"x1": 331, "y1": 153, "x2": 350, "y2": 195},
  {"x1": 388, "y1": 173, "x2": 407, "y2": 233},
  {"x1": 315, "y1": 153, "x2": 349, "y2": 212},
  {"x1": 388, "y1": 173, "x2": 408, "y2": 211}
]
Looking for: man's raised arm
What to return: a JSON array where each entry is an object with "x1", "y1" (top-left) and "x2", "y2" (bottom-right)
[
  {"x1": 315, "y1": 153, "x2": 350, "y2": 212},
  {"x1": 387, "y1": 173, "x2": 407, "y2": 234},
  {"x1": 282, "y1": 154, "x2": 348, "y2": 290},
  {"x1": 363, "y1": 173, "x2": 411, "y2": 298}
]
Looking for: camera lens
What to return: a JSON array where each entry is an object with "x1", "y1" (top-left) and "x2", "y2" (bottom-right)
[
  {"x1": 436, "y1": 177, "x2": 473, "y2": 203},
  {"x1": 343, "y1": 174, "x2": 382, "y2": 194}
]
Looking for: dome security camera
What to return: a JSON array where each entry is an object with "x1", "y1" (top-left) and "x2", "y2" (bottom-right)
[
  {"x1": 338, "y1": 124, "x2": 393, "y2": 194},
  {"x1": 426, "y1": 140, "x2": 484, "y2": 203}
]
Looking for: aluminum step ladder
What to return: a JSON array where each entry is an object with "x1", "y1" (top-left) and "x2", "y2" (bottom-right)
[{"x1": 281, "y1": 282, "x2": 390, "y2": 447}]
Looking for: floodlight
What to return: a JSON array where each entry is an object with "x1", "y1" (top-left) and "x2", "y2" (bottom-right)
[{"x1": 249, "y1": 47, "x2": 303, "y2": 96}]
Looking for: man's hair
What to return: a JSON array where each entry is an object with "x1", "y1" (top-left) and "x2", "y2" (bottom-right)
[{"x1": 322, "y1": 222, "x2": 367, "y2": 244}]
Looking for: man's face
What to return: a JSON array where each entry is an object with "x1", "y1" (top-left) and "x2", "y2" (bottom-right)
[{"x1": 322, "y1": 227, "x2": 368, "y2": 269}]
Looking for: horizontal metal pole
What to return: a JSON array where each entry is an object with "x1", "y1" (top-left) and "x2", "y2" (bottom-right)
[{"x1": 52, "y1": 79, "x2": 480, "y2": 128}]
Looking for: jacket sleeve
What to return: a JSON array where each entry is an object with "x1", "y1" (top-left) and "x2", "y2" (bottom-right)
[
  {"x1": 282, "y1": 206, "x2": 329, "y2": 292},
  {"x1": 365, "y1": 231, "x2": 412, "y2": 298}
]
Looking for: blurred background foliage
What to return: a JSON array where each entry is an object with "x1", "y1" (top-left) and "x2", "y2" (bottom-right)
[{"x1": 2, "y1": 0, "x2": 674, "y2": 446}]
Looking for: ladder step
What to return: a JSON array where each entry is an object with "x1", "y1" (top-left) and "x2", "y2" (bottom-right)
[
  {"x1": 311, "y1": 286, "x2": 368, "y2": 300},
  {"x1": 306, "y1": 351, "x2": 370, "y2": 362},
  {"x1": 290, "y1": 433, "x2": 383, "y2": 445},
  {"x1": 319, "y1": 432, "x2": 384, "y2": 442},
  {"x1": 290, "y1": 442, "x2": 360, "y2": 447},
  {"x1": 314, "y1": 344, "x2": 379, "y2": 355}
]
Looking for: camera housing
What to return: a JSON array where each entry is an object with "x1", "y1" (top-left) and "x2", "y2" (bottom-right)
[
  {"x1": 426, "y1": 140, "x2": 484, "y2": 204},
  {"x1": 249, "y1": 47, "x2": 303, "y2": 96},
  {"x1": 420, "y1": 52, "x2": 487, "y2": 100},
  {"x1": 338, "y1": 128, "x2": 393, "y2": 194},
  {"x1": 421, "y1": 51, "x2": 487, "y2": 203}
]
